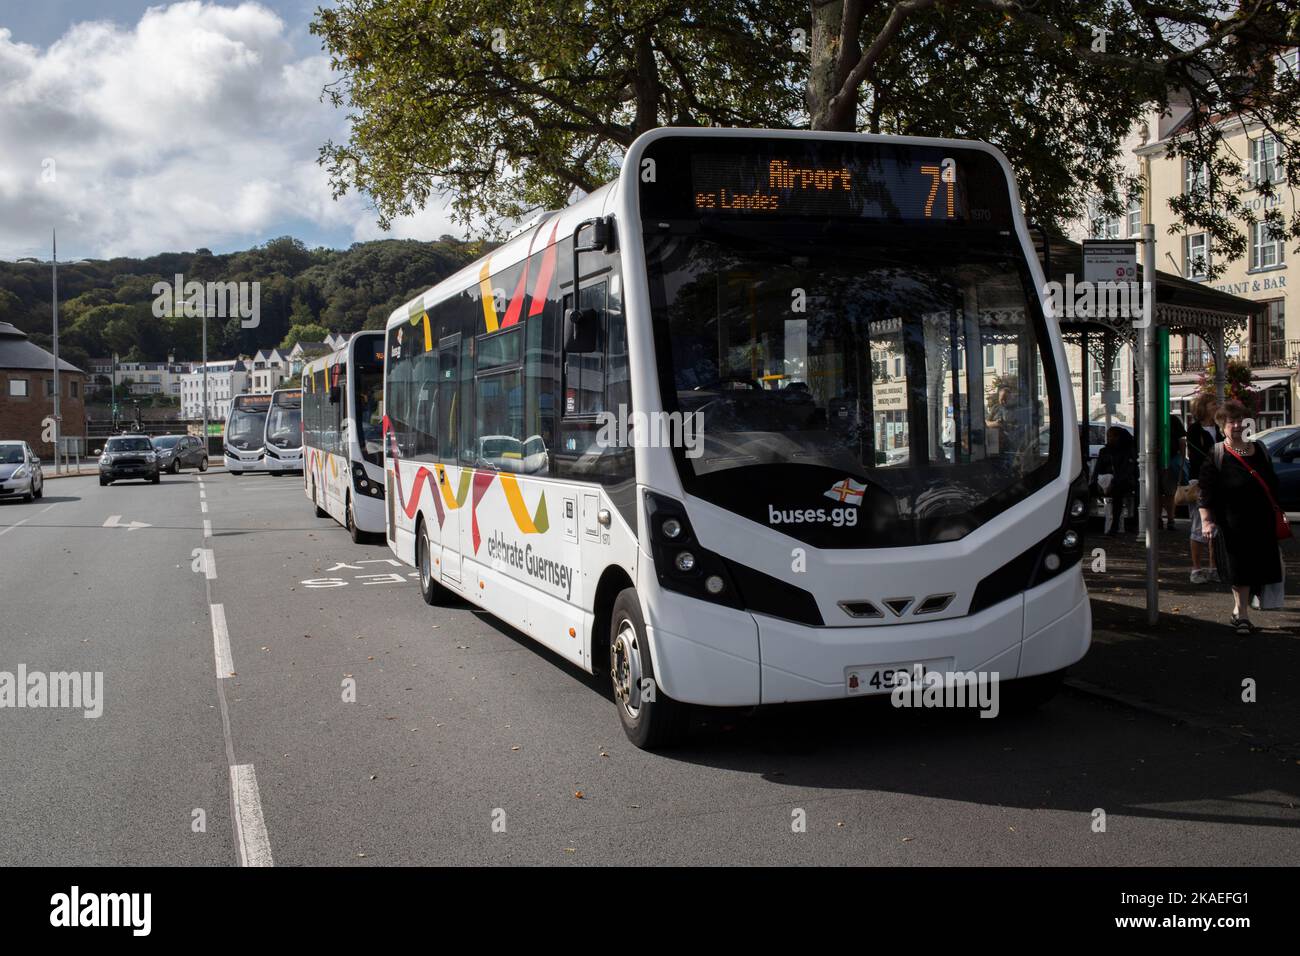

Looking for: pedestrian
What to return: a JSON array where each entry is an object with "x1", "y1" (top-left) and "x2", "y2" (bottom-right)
[
  {"x1": 1186, "y1": 393, "x2": 1221, "y2": 583},
  {"x1": 1197, "y1": 399, "x2": 1290, "y2": 634},
  {"x1": 1160, "y1": 411, "x2": 1187, "y2": 530},
  {"x1": 1093, "y1": 425, "x2": 1136, "y2": 535}
]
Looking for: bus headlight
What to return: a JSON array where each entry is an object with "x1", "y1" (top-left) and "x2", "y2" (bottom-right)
[
  {"x1": 661, "y1": 518, "x2": 683, "y2": 540},
  {"x1": 675, "y1": 552, "x2": 696, "y2": 573},
  {"x1": 1069, "y1": 498, "x2": 1086, "y2": 519},
  {"x1": 1062, "y1": 530, "x2": 1079, "y2": 549}
]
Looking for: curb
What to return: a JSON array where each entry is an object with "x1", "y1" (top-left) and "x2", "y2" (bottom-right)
[{"x1": 40, "y1": 460, "x2": 228, "y2": 479}]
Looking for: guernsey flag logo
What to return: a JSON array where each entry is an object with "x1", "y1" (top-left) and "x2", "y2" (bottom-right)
[{"x1": 825, "y1": 478, "x2": 865, "y2": 506}]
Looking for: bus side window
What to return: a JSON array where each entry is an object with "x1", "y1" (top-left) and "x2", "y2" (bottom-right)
[{"x1": 565, "y1": 281, "x2": 607, "y2": 416}]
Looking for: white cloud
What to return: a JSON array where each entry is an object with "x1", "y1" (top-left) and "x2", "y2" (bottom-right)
[{"x1": 0, "y1": 2, "x2": 455, "y2": 258}]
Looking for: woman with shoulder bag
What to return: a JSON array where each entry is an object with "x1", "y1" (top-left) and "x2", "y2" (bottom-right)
[{"x1": 1196, "y1": 400, "x2": 1291, "y2": 634}]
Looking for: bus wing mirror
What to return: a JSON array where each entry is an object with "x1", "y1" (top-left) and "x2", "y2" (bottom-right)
[{"x1": 564, "y1": 308, "x2": 600, "y2": 353}]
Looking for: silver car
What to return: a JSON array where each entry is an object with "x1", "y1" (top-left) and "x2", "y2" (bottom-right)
[{"x1": 0, "y1": 441, "x2": 44, "y2": 503}]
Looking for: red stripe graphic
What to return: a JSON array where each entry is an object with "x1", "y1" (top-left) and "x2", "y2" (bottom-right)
[
  {"x1": 501, "y1": 261, "x2": 530, "y2": 328},
  {"x1": 470, "y1": 470, "x2": 495, "y2": 554},
  {"x1": 527, "y1": 222, "x2": 560, "y2": 316},
  {"x1": 382, "y1": 415, "x2": 443, "y2": 526}
]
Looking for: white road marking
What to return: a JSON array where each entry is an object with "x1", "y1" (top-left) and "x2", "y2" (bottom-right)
[
  {"x1": 103, "y1": 515, "x2": 151, "y2": 531},
  {"x1": 199, "y1": 489, "x2": 206, "y2": 499},
  {"x1": 202, "y1": 548, "x2": 216, "y2": 580},
  {"x1": 0, "y1": 503, "x2": 57, "y2": 537},
  {"x1": 229, "y1": 764, "x2": 275, "y2": 867},
  {"x1": 211, "y1": 603, "x2": 234, "y2": 677},
  {"x1": 0, "y1": 517, "x2": 31, "y2": 537},
  {"x1": 200, "y1": 501, "x2": 208, "y2": 513},
  {"x1": 203, "y1": 519, "x2": 212, "y2": 537}
]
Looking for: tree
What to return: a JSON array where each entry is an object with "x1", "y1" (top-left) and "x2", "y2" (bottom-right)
[
  {"x1": 317, "y1": 0, "x2": 1300, "y2": 275},
  {"x1": 281, "y1": 323, "x2": 331, "y2": 349},
  {"x1": 805, "y1": 1, "x2": 1300, "y2": 279},
  {"x1": 313, "y1": 0, "x2": 807, "y2": 231}
]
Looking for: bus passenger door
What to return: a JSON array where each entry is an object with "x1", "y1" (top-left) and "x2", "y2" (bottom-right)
[{"x1": 436, "y1": 336, "x2": 463, "y2": 585}]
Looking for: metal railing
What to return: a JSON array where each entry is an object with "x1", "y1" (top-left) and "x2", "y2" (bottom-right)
[
  {"x1": 1167, "y1": 340, "x2": 1300, "y2": 372},
  {"x1": 1249, "y1": 339, "x2": 1300, "y2": 368}
]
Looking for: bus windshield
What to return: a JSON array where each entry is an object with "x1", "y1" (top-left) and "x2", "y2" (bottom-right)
[
  {"x1": 644, "y1": 225, "x2": 1060, "y2": 546},
  {"x1": 354, "y1": 345, "x2": 384, "y2": 468},
  {"x1": 266, "y1": 403, "x2": 301, "y2": 448},
  {"x1": 226, "y1": 408, "x2": 268, "y2": 450}
]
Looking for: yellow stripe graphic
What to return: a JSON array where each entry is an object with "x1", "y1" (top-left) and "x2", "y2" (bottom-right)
[
  {"x1": 498, "y1": 473, "x2": 549, "y2": 534},
  {"x1": 478, "y1": 260, "x2": 498, "y2": 333}
]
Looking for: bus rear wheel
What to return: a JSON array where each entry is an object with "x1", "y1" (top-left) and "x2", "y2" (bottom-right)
[
  {"x1": 416, "y1": 519, "x2": 451, "y2": 606},
  {"x1": 610, "y1": 588, "x2": 689, "y2": 750}
]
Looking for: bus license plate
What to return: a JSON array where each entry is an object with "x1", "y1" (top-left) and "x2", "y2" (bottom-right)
[{"x1": 845, "y1": 659, "x2": 952, "y2": 696}]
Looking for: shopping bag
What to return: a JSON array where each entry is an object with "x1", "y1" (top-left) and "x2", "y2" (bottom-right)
[
  {"x1": 1174, "y1": 481, "x2": 1198, "y2": 507},
  {"x1": 1211, "y1": 528, "x2": 1235, "y2": 592},
  {"x1": 1251, "y1": 581, "x2": 1284, "y2": 610}
]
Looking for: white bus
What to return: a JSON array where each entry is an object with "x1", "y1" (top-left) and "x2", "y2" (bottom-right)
[
  {"x1": 264, "y1": 387, "x2": 303, "y2": 475},
  {"x1": 224, "y1": 393, "x2": 272, "y2": 475},
  {"x1": 383, "y1": 128, "x2": 1090, "y2": 748},
  {"x1": 302, "y1": 331, "x2": 386, "y2": 542}
]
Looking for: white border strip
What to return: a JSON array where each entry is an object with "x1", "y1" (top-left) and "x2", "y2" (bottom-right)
[
  {"x1": 211, "y1": 603, "x2": 234, "y2": 677},
  {"x1": 229, "y1": 764, "x2": 274, "y2": 867}
]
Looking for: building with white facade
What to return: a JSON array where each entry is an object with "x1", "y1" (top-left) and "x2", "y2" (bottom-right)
[
  {"x1": 180, "y1": 359, "x2": 250, "y2": 420},
  {"x1": 249, "y1": 348, "x2": 291, "y2": 395},
  {"x1": 86, "y1": 357, "x2": 190, "y2": 400}
]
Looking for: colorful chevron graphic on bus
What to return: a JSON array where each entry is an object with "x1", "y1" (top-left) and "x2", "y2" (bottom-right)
[{"x1": 381, "y1": 416, "x2": 548, "y2": 553}]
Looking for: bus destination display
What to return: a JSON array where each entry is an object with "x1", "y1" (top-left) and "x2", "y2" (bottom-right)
[{"x1": 691, "y1": 153, "x2": 972, "y2": 220}]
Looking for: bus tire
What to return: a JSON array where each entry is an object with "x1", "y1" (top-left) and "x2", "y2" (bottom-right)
[
  {"x1": 610, "y1": 588, "x2": 689, "y2": 750},
  {"x1": 346, "y1": 494, "x2": 365, "y2": 544},
  {"x1": 231, "y1": 470, "x2": 242, "y2": 477},
  {"x1": 416, "y1": 518, "x2": 451, "y2": 606}
]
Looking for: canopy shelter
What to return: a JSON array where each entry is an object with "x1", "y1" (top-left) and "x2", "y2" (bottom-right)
[{"x1": 1031, "y1": 232, "x2": 1265, "y2": 445}]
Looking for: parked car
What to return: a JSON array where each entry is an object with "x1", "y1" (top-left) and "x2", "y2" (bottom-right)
[
  {"x1": 1255, "y1": 425, "x2": 1300, "y2": 512},
  {"x1": 96, "y1": 435, "x2": 160, "y2": 485},
  {"x1": 0, "y1": 440, "x2": 44, "y2": 502},
  {"x1": 152, "y1": 434, "x2": 209, "y2": 473}
]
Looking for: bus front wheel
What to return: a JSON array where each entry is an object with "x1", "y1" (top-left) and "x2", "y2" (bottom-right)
[
  {"x1": 416, "y1": 519, "x2": 451, "y2": 606},
  {"x1": 610, "y1": 588, "x2": 689, "y2": 750},
  {"x1": 346, "y1": 495, "x2": 365, "y2": 544}
]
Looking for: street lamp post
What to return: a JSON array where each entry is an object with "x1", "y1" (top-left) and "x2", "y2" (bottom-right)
[
  {"x1": 52, "y1": 230, "x2": 61, "y2": 473},
  {"x1": 202, "y1": 304, "x2": 209, "y2": 461},
  {"x1": 17, "y1": 238, "x2": 88, "y2": 471}
]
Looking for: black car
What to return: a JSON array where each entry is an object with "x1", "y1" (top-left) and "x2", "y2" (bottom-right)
[
  {"x1": 1256, "y1": 426, "x2": 1300, "y2": 512},
  {"x1": 97, "y1": 435, "x2": 161, "y2": 485},
  {"x1": 152, "y1": 434, "x2": 209, "y2": 473}
]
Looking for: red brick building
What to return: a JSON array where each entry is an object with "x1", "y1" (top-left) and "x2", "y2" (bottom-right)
[{"x1": 0, "y1": 321, "x2": 87, "y2": 457}]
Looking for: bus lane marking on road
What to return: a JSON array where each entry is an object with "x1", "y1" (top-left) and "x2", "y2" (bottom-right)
[{"x1": 211, "y1": 603, "x2": 234, "y2": 678}]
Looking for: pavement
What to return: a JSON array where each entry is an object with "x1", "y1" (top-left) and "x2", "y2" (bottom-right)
[
  {"x1": 1074, "y1": 520, "x2": 1300, "y2": 758},
  {"x1": 1, "y1": 472, "x2": 1297, "y2": 866}
]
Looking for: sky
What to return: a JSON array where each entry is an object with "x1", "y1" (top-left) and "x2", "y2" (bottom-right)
[{"x1": 0, "y1": 1, "x2": 460, "y2": 261}]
